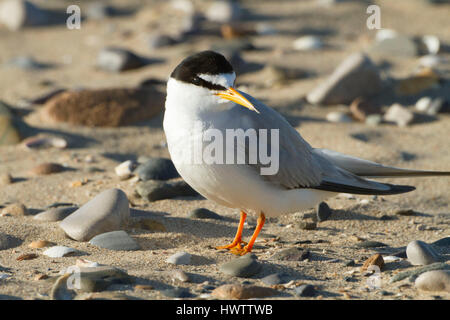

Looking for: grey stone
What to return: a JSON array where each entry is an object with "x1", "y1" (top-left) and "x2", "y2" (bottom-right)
[
  {"x1": 89, "y1": 230, "x2": 140, "y2": 251},
  {"x1": 59, "y1": 188, "x2": 130, "y2": 241},
  {"x1": 307, "y1": 53, "x2": 383, "y2": 105},
  {"x1": 270, "y1": 247, "x2": 310, "y2": 261},
  {"x1": 415, "y1": 270, "x2": 450, "y2": 292},
  {"x1": 316, "y1": 202, "x2": 332, "y2": 222},
  {"x1": 5, "y1": 56, "x2": 51, "y2": 70},
  {"x1": 219, "y1": 254, "x2": 261, "y2": 278},
  {"x1": 261, "y1": 273, "x2": 289, "y2": 285},
  {"x1": 406, "y1": 240, "x2": 441, "y2": 266},
  {"x1": 97, "y1": 47, "x2": 147, "y2": 72},
  {"x1": 171, "y1": 269, "x2": 190, "y2": 282},
  {"x1": 147, "y1": 34, "x2": 177, "y2": 49},
  {"x1": 384, "y1": 104, "x2": 414, "y2": 127},
  {"x1": 188, "y1": 208, "x2": 222, "y2": 220},
  {"x1": 134, "y1": 158, "x2": 179, "y2": 181},
  {"x1": 33, "y1": 206, "x2": 78, "y2": 222},
  {"x1": 51, "y1": 274, "x2": 76, "y2": 300},
  {"x1": 369, "y1": 35, "x2": 418, "y2": 57},
  {"x1": 205, "y1": 0, "x2": 243, "y2": 23},
  {"x1": 161, "y1": 287, "x2": 193, "y2": 298},
  {"x1": 294, "y1": 284, "x2": 316, "y2": 297},
  {"x1": 0, "y1": 233, "x2": 22, "y2": 250},
  {"x1": 326, "y1": 111, "x2": 353, "y2": 123},
  {"x1": 136, "y1": 180, "x2": 198, "y2": 202},
  {"x1": 166, "y1": 251, "x2": 191, "y2": 265},
  {"x1": 43, "y1": 246, "x2": 77, "y2": 258}
]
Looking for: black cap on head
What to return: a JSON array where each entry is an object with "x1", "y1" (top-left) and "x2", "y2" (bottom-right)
[{"x1": 170, "y1": 51, "x2": 234, "y2": 90}]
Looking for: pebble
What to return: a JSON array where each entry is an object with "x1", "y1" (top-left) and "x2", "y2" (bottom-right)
[
  {"x1": 297, "y1": 221, "x2": 317, "y2": 230},
  {"x1": 0, "y1": 232, "x2": 22, "y2": 250},
  {"x1": 89, "y1": 231, "x2": 140, "y2": 251},
  {"x1": 326, "y1": 111, "x2": 353, "y2": 123},
  {"x1": 161, "y1": 287, "x2": 193, "y2": 298},
  {"x1": 260, "y1": 64, "x2": 308, "y2": 87},
  {"x1": 166, "y1": 251, "x2": 192, "y2": 265},
  {"x1": 211, "y1": 284, "x2": 278, "y2": 300},
  {"x1": 261, "y1": 273, "x2": 289, "y2": 285},
  {"x1": 361, "y1": 254, "x2": 385, "y2": 272},
  {"x1": 365, "y1": 114, "x2": 382, "y2": 126},
  {"x1": 294, "y1": 284, "x2": 316, "y2": 297},
  {"x1": 97, "y1": 47, "x2": 147, "y2": 72},
  {"x1": 383, "y1": 104, "x2": 414, "y2": 127},
  {"x1": 43, "y1": 246, "x2": 77, "y2": 258},
  {"x1": 293, "y1": 36, "x2": 323, "y2": 51},
  {"x1": 114, "y1": 160, "x2": 136, "y2": 180},
  {"x1": 147, "y1": 33, "x2": 177, "y2": 49},
  {"x1": 270, "y1": 247, "x2": 310, "y2": 261},
  {"x1": 0, "y1": 105, "x2": 21, "y2": 145},
  {"x1": 421, "y1": 35, "x2": 440, "y2": 54},
  {"x1": 316, "y1": 202, "x2": 332, "y2": 222},
  {"x1": 0, "y1": 173, "x2": 13, "y2": 186},
  {"x1": 307, "y1": 53, "x2": 383, "y2": 105},
  {"x1": 59, "y1": 188, "x2": 130, "y2": 241},
  {"x1": 415, "y1": 270, "x2": 450, "y2": 292},
  {"x1": 43, "y1": 87, "x2": 165, "y2": 127},
  {"x1": 390, "y1": 262, "x2": 450, "y2": 283},
  {"x1": 416, "y1": 97, "x2": 445, "y2": 115},
  {"x1": 406, "y1": 240, "x2": 441, "y2": 265},
  {"x1": 355, "y1": 241, "x2": 387, "y2": 248},
  {"x1": 219, "y1": 254, "x2": 261, "y2": 277},
  {"x1": 395, "y1": 208, "x2": 416, "y2": 216},
  {"x1": 33, "y1": 206, "x2": 78, "y2": 222},
  {"x1": 85, "y1": 2, "x2": 116, "y2": 20},
  {"x1": 171, "y1": 269, "x2": 190, "y2": 283},
  {"x1": 6, "y1": 55, "x2": 52, "y2": 70},
  {"x1": 16, "y1": 253, "x2": 38, "y2": 261},
  {"x1": 255, "y1": 23, "x2": 277, "y2": 35},
  {"x1": 22, "y1": 135, "x2": 67, "y2": 149},
  {"x1": 1, "y1": 203, "x2": 28, "y2": 216},
  {"x1": 205, "y1": 0, "x2": 242, "y2": 23},
  {"x1": 134, "y1": 158, "x2": 179, "y2": 181},
  {"x1": 369, "y1": 34, "x2": 417, "y2": 57},
  {"x1": 188, "y1": 208, "x2": 222, "y2": 220},
  {"x1": 28, "y1": 240, "x2": 52, "y2": 249},
  {"x1": 30, "y1": 163, "x2": 65, "y2": 175},
  {"x1": 136, "y1": 180, "x2": 198, "y2": 202},
  {"x1": 0, "y1": 273, "x2": 11, "y2": 280}
]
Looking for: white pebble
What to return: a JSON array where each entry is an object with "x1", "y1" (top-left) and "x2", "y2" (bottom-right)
[
  {"x1": 293, "y1": 36, "x2": 323, "y2": 51},
  {"x1": 43, "y1": 246, "x2": 77, "y2": 258},
  {"x1": 114, "y1": 160, "x2": 135, "y2": 180},
  {"x1": 422, "y1": 35, "x2": 440, "y2": 54}
]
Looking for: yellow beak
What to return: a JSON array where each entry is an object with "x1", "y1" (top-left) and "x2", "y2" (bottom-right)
[{"x1": 216, "y1": 87, "x2": 259, "y2": 113}]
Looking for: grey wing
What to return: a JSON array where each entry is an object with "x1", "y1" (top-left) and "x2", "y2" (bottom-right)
[{"x1": 233, "y1": 91, "x2": 418, "y2": 195}]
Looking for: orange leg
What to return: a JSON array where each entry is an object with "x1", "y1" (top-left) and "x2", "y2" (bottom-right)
[
  {"x1": 230, "y1": 212, "x2": 265, "y2": 256},
  {"x1": 216, "y1": 211, "x2": 247, "y2": 251}
]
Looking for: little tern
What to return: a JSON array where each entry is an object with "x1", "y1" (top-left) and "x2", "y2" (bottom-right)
[{"x1": 163, "y1": 51, "x2": 450, "y2": 255}]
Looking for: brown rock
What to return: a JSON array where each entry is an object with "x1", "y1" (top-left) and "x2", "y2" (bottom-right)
[
  {"x1": 221, "y1": 24, "x2": 254, "y2": 39},
  {"x1": 41, "y1": 88, "x2": 165, "y2": 127},
  {"x1": 361, "y1": 253, "x2": 385, "y2": 272},
  {"x1": 30, "y1": 163, "x2": 65, "y2": 175},
  {"x1": 16, "y1": 253, "x2": 38, "y2": 261},
  {"x1": 28, "y1": 240, "x2": 53, "y2": 248},
  {"x1": 1, "y1": 203, "x2": 28, "y2": 216},
  {"x1": 211, "y1": 284, "x2": 278, "y2": 300},
  {"x1": 34, "y1": 273, "x2": 49, "y2": 281},
  {"x1": 349, "y1": 98, "x2": 381, "y2": 122}
]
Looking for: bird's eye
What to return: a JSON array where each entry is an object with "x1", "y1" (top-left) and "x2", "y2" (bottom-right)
[{"x1": 192, "y1": 76, "x2": 201, "y2": 85}]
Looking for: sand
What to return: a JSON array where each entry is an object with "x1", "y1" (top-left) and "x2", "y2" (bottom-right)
[{"x1": 0, "y1": 0, "x2": 449, "y2": 300}]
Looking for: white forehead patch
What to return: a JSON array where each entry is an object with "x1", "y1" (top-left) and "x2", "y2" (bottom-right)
[{"x1": 198, "y1": 72, "x2": 236, "y2": 88}]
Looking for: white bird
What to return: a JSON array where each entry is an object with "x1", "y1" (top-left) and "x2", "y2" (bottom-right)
[{"x1": 163, "y1": 51, "x2": 450, "y2": 255}]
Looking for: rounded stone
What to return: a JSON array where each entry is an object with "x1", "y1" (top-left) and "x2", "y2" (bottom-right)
[
  {"x1": 0, "y1": 232, "x2": 22, "y2": 250},
  {"x1": 30, "y1": 163, "x2": 65, "y2": 175},
  {"x1": 1, "y1": 203, "x2": 28, "y2": 216},
  {"x1": 89, "y1": 230, "x2": 140, "y2": 251},
  {"x1": 219, "y1": 254, "x2": 261, "y2": 277},
  {"x1": 134, "y1": 158, "x2": 179, "y2": 181},
  {"x1": 166, "y1": 251, "x2": 191, "y2": 265},
  {"x1": 415, "y1": 270, "x2": 450, "y2": 292},
  {"x1": 59, "y1": 188, "x2": 130, "y2": 241},
  {"x1": 43, "y1": 246, "x2": 77, "y2": 258},
  {"x1": 294, "y1": 284, "x2": 316, "y2": 297},
  {"x1": 406, "y1": 240, "x2": 441, "y2": 266},
  {"x1": 316, "y1": 202, "x2": 332, "y2": 222}
]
